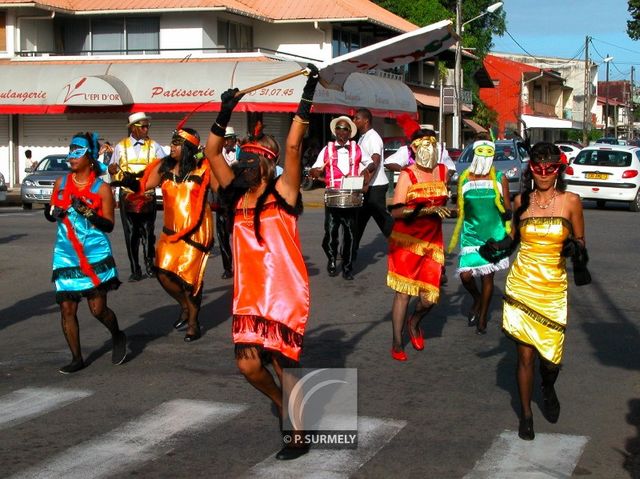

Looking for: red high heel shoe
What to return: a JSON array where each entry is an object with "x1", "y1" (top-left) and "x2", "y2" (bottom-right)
[
  {"x1": 408, "y1": 328, "x2": 424, "y2": 350},
  {"x1": 390, "y1": 347, "x2": 408, "y2": 361}
]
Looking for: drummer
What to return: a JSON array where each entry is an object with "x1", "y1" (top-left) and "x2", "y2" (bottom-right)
[{"x1": 310, "y1": 116, "x2": 375, "y2": 280}]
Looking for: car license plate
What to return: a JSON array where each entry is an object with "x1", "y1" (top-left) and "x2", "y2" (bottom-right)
[
  {"x1": 40, "y1": 189, "x2": 51, "y2": 197},
  {"x1": 585, "y1": 173, "x2": 608, "y2": 180}
]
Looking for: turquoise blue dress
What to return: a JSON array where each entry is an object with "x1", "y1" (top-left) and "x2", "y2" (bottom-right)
[
  {"x1": 51, "y1": 176, "x2": 120, "y2": 302},
  {"x1": 457, "y1": 172, "x2": 510, "y2": 276}
]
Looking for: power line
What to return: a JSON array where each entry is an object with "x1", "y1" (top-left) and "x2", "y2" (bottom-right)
[
  {"x1": 502, "y1": 28, "x2": 585, "y2": 65},
  {"x1": 591, "y1": 36, "x2": 640, "y2": 57}
]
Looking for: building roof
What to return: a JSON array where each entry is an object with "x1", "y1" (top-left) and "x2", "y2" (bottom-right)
[{"x1": 0, "y1": 0, "x2": 417, "y2": 32}]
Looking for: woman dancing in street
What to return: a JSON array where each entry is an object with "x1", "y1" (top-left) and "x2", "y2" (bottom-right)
[
  {"x1": 480, "y1": 142, "x2": 586, "y2": 440},
  {"x1": 47, "y1": 132, "x2": 126, "y2": 374},
  {"x1": 448, "y1": 140, "x2": 511, "y2": 335},
  {"x1": 127, "y1": 126, "x2": 214, "y2": 342},
  {"x1": 205, "y1": 65, "x2": 319, "y2": 460},
  {"x1": 387, "y1": 120, "x2": 450, "y2": 361}
]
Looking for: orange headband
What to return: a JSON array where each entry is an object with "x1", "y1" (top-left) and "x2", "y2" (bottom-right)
[
  {"x1": 175, "y1": 129, "x2": 200, "y2": 147},
  {"x1": 241, "y1": 143, "x2": 278, "y2": 162}
]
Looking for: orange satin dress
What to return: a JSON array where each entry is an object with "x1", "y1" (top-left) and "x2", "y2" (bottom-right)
[
  {"x1": 155, "y1": 162, "x2": 213, "y2": 297},
  {"x1": 231, "y1": 191, "x2": 309, "y2": 362}
]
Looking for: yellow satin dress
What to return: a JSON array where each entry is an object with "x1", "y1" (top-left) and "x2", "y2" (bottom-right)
[
  {"x1": 502, "y1": 217, "x2": 571, "y2": 365},
  {"x1": 155, "y1": 163, "x2": 213, "y2": 297}
]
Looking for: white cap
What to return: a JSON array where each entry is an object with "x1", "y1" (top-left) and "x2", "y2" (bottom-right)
[
  {"x1": 128, "y1": 112, "x2": 150, "y2": 126},
  {"x1": 224, "y1": 126, "x2": 236, "y2": 137}
]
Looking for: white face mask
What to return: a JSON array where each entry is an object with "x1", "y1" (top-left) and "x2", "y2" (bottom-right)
[
  {"x1": 469, "y1": 141, "x2": 495, "y2": 175},
  {"x1": 412, "y1": 137, "x2": 438, "y2": 169}
]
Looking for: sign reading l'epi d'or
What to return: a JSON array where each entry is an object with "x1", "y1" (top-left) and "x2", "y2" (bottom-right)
[{"x1": 56, "y1": 75, "x2": 133, "y2": 106}]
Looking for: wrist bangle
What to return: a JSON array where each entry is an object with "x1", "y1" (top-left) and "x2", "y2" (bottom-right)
[
  {"x1": 210, "y1": 122, "x2": 225, "y2": 137},
  {"x1": 300, "y1": 97, "x2": 313, "y2": 103},
  {"x1": 292, "y1": 117, "x2": 309, "y2": 125}
]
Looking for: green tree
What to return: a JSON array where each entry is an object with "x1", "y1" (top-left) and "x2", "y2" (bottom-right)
[{"x1": 627, "y1": 0, "x2": 640, "y2": 40}]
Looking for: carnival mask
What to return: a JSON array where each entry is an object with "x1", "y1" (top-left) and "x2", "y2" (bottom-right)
[
  {"x1": 232, "y1": 152, "x2": 263, "y2": 189},
  {"x1": 412, "y1": 136, "x2": 438, "y2": 169},
  {"x1": 469, "y1": 140, "x2": 495, "y2": 175}
]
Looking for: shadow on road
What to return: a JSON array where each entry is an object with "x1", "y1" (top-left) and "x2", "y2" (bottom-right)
[
  {"x1": 0, "y1": 291, "x2": 58, "y2": 331},
  {"x1": 0, "y1": 233, "x2": 28, "y2": 245}
]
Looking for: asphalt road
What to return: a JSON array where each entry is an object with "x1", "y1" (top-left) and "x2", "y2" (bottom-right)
[{"x1": 0, "y1": 200, "x2": 639, "y2": 478}]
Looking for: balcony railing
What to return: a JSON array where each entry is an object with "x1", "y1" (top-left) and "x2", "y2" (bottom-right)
[{"x1": 532, "y1": 101, "x2": 557, "y2": 117}]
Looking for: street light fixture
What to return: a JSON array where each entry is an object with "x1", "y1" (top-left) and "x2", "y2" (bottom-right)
[
  {"x1": 603, "y1": 55, "x2": 613, "y2": 136},
  {"x1": 452, "y1": 1, "x2": 503, "y2": 148}
]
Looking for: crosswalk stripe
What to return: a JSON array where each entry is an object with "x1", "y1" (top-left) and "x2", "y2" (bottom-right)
[
  {"x1": 0, "y1": 387, "x2": 93, "y2": 430},
  {"x1": 463, "y1": 430, "x2": 589, "y2": 479},
  {"x1": 10, "y1": 399, "x2": 248, "y2": 479},
  {"x1": 246, "y1": 416, "x2": 406, "y2": 478}
]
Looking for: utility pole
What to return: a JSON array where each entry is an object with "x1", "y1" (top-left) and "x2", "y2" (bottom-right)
[
  {"x1": 452, "y1": 0, "x2": 462, "y2": 148},
  {"x1": 604, "y1": 54, "x2": 612, "y2": 136},
  {"x1": 582, "y1": 36, "x2": 590, "y2": 146},
  {"x1": 629, "y1": 66, "x2": 635, "y2": 140}
]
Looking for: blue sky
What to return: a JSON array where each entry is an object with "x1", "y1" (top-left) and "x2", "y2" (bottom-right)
[{"x1": 491, "y1": 0, "x2": 640, "y2": 81}]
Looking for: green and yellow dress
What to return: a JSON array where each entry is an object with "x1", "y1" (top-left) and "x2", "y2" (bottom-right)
[
  {"x1": 502, "y1": 216, "x2": 571, "y2": 365},
  {"x1": 454, "y1": 171, "x2": 510, "y2": 276}
]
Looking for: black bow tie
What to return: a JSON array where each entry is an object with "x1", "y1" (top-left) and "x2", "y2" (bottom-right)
[
  {"x1": 134, "y1": 141, "x2": 144, "y2": 146},
  {"x1": 336, "y1": 145, "x2": 348, "y2": 151}
]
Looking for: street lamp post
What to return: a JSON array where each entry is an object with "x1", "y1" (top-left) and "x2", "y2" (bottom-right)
[
  {"x1": 452, "y1": 1, "x2": 503, "y2": 148},
  {"x1": 604, "y1": 55, "x2": 613, "y2": 136}
]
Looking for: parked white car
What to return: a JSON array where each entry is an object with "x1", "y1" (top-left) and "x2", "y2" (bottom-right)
[
  {"x1": 555, "y1": 143, "x2": 582, "y2": 163},
  {"x1": 564, "y1": 145, "x2": 640, "y2": 211}
]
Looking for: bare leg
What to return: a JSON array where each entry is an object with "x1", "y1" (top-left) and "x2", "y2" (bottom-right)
[
  {"x1": 516, "y1": 343, "x2": 537, "y2": 439},
  {"x1": 460, "y1": 271, "x2": 481, "y2": 324},
  {"x1": 476, "y1": 273, "x2": 495, "y2": 333},
  {"x1": 236, "y1": 347, "x2": 283, "y2": 414},
  {"x1": 157, "y1": 271, "x2": 200, "y2": 338}
]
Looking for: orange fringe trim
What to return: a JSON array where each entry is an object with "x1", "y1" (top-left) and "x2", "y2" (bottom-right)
[{"x1": 387, "y1": 271, "x2": 440, "y2": 303}]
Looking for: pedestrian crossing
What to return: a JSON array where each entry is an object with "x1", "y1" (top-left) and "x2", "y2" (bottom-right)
[{"x1": 0, "y1": 386, "x2": 589, "y2": 478}]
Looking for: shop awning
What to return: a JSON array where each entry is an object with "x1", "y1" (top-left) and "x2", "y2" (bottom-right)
[
  {"x1": 462, "y1": 118, "x2": 487, "y2": 133},
  {"x1": 521, "y1": 114, "x2": 572, "y2": 129},
  {"x1": 0, "y1": 59, "x2": 416, "y2": 117}
]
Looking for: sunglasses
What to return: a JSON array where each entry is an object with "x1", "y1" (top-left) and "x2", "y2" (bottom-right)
[
  {"x1": 530, "y1": 162, "x2": 561, "y2": 175},
  {"x1": 134, "y1": 123, "x2": 150, "y2": 129},
  {"x1": 170, "y1": 139, "x2": 184, "y2": 146},
  {"x1": 335, "y1": 125, "x2": 351, "y2": 131}
]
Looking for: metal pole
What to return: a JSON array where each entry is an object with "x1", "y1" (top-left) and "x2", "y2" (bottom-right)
[
  {"x1": 605, "y1": 55, "x2": 610, "y2": 136},
  {"x1": 629, "y1": 66, "x2": 634, "y2": 141},
  {"x1": 582, "y1": 36, "x2": 590, "y2": 146},
  {"x1": 452, "y1": 0, "x2": 462, "y2": 148}
]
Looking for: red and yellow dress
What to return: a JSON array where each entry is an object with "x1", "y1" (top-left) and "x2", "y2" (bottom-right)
[
  {"x1": 231, "y1": 186, "x2": 309, "y2": 362},
  {"x1": 387, "y1": 165, "x2": 448, "y2": 303},
  {"x1": 154, "y1": 162, "x2": 213, "y2": 297}
]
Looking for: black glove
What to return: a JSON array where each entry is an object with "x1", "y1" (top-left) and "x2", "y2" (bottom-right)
[
  {"x1": 501, "y1": 209, "x2": 513, "y2": 222},
  {"x1": 121, "y1": 171, "x2": 141, "y2": 191},
  {"x1": 478, "y1": 235, "x2": 514, "y2": 263},
  {"x1": 567, "y1": 240, "x2": 591, "y2": 286},
  {"x1": 211, "y1": 88, "x2": 243, "y2": 136},
  {"x1": 296, "y1": 64, "x2": 320, "y2": 120},
  {"x1": 71, "y1": 197, "x2": 114, "y2": 233},
  {"x1": 45, "y1": 205, "x2": 66, "y2": 222}
]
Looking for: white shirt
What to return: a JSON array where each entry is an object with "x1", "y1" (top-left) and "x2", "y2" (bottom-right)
[
  {"x1": 110, "y1": 134, "x2": 166, "y2": 165},
  {"x1": 312, "y1": 142, "x2": 373, "y2": 176},
  {"x1": 357, "y1": 128, "x2": 387, "y2": 186},
  {"x1": 384, "y1": 144, "x2": 456, "y2": 171},
  {"x1": 222, "y1": 147, "x2": 237, "y2": 166}
]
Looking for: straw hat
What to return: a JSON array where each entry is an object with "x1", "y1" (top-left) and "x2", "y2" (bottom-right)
[
  {"x1": 330, "y1": 116, "x2": 357, "y2": 139},
  {"x1": 127, "y1": 112, "x2": 150, "y2": 126}
]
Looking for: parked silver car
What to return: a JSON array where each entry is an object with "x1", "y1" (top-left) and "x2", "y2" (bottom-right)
[
  {"x1": 449, "y1": 139, "x2": 530, "y2": 200},
  {"x1": 0, "y1": 171, "x2": 7, "y2": 202},
  {"x1": 21, "y1": 154, "x2": 69, "y2": 209}
]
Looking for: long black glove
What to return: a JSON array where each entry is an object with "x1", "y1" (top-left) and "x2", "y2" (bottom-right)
[
  {"x1": 479, "y1": 235, "x2": 514, "y2": 263},
  {"x1": 296, "y1": 64, "x2": 320, "y2": 121},
  {"x1": 211, "y1": 88, "x2": 243, "y2": 137},
  {"x1": 562, "y1": 237, "x2": 591, "y2": 286},
  {"x1": 45, "y1": 205, "x2": 66, "y2": 222},
  {"x1": 120, "y1": 171, "x2": 141, "y2": 191},
  {"x1": 71, "y1": 197, "x2": 114, "y2": 233},
  {"x1": 501, "y1": 209, "x2": 513, "y2": 222}
]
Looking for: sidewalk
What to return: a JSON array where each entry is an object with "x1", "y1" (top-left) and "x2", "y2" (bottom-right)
[{"x1": 2, "y1": 186, "x2": 329, "y2": 208}]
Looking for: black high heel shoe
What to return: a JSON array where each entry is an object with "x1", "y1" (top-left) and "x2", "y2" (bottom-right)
[
  {"x1": 467, "y1": 312, "x2": 478, "y2": 327},
  {"x1": 518, "y1": 415, "x2": 535, "y2": 440},
  {"x1": 173, "y1": 309, "x2": 189, "y2": 330},
  {"x1": 184, "y1": 325, "x2": 201, "y2": 342}
]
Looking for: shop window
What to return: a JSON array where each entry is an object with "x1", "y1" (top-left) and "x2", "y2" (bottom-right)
[
  {"x1": 332, "y1": 28, "x2": 368, "y2": 58},
  {"x1": 217, "y1": 20, "x2": 252, "y2": 52},
  {"x1": 46, "y1": 16, "x2": 158, "y2": 56}
]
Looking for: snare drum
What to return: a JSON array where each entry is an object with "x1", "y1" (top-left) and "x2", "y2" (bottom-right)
[{"x1": 324, "y1": 188, "x2": 364, "y2": 208}]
